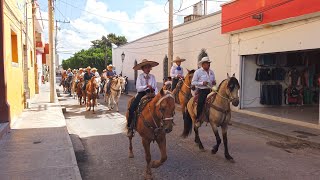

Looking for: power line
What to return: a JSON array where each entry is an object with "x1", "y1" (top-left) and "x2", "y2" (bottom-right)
[
  {"x1": 59, "y1": 0, "x2": 168, "y2": 24},
  {"x1": 118, "y1": 0, "x2": 294, "y2": 50}
]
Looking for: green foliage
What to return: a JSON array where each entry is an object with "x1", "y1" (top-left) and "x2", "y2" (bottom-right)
[{"x1": 62, "y1": 34, "x2": 127, "y2": 72}]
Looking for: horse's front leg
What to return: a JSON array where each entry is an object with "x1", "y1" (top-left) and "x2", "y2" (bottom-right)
[
  {"x1": 151, "y1": 135, "x2": 167, "y2": 168},
  {"x1": 142, "y1": 138, "x2": 153, "y2": 180},
  {"x1": 194, "y1": 126, "x2": 204, "y2": 151},
  {"x1": 115, "y1": 96, "x2": 119, "y2": 112},
  {"x1": 211, "y1": 124, "x2": 221, "y2": 154},
  {"x1": 222, "y1": 125, "x2": 233, "y2": 161}
]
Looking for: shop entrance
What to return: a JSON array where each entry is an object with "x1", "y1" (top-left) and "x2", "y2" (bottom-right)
[{"x1": 240, "y1": 49, "x2": 320, "y2": 125}]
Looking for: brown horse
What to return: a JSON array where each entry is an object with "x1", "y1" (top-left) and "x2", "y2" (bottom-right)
[
  {"x1": 126, "y1": 89, "x2": 175, "y2": 179},
  {"x1": 172, "y1": 69, "x2": 195, "y2": 120},
  {"x1": 182, "y1": 73, "x2": 240, "y2": 161},
  {"x1": 76, "y1": 79, "x2": 85, "y2": 105},
  {"x1": 85, "y1": 77, "x2": 99, "y2": 112}
]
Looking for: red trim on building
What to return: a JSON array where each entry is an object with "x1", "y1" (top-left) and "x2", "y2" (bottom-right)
[{"x1": 221, "y1": 0, "x2": 320, "y2": 33}]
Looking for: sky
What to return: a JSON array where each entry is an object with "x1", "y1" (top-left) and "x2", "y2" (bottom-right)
[{"x1": 36, "y1": 0, "x2": 230, "y2": 61}]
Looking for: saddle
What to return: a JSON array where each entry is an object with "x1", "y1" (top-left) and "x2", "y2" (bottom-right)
[
  {"x1": 130, "y1": 93, "x2": 156, "y2": 129},
  {"x1": 193, "y1": 92, "x2": 217, "y2": 122}
]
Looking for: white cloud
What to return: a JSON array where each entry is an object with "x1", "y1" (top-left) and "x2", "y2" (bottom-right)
[{"x1": 40, "y1": 0, "x2": 228, "y2": 61}]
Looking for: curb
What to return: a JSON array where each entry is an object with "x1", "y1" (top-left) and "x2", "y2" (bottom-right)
[
  {"x1": 55, "y1": 88, "x2": 83, "y2": 180},
  {"x1": 232, "y1": 121, "x2": 320, "y2": 149},
  {"x1": 0, "y1": 122, "x2": 10, "y2": 140}
]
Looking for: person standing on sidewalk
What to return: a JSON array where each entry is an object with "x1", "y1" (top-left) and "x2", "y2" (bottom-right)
[
  {"x1": 191, "y1": 57, "x2": 216, "y2": 128},
  {"x1": 127, "y1": 59, "x2": 159, "y2": 136},
  {"x1": 170, "y1": 56, "x2": 185, "y2": 91}
]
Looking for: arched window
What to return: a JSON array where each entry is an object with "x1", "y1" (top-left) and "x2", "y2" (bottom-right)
[
  {"x1": 134, "y1": 60, "x2": 138, "y2": 85},
  {"x1": 198, "y1": 48, "x2": 208, "y2": 67},
  {"x1": 163, "y1": 55, "x2": 168, "y2": 80}
]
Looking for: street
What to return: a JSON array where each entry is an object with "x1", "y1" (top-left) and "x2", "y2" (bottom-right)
[{"x1": 59, "y1": 92, "x2": 320, "y2": 180}]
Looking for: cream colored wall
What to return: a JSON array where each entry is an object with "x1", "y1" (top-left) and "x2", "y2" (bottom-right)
[{"x1": 113, "y1": 12, "x2": 231, "y2": 86}]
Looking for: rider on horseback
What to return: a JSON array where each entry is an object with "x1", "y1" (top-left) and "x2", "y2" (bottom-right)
[
  {"x1": 192, "y1": 57, "x2": 216, "y2": 128},
  {"x1": 83, "y1": 66, "x2": 95, "y2": 90},
  {"x1": 127, "y1": 59, "x2": 159, "y2": 136},
  {"x1": 170, "y1": 56, "x2": 185, "y2": 91},
  {"x1": 106, "y1": 64, "x2": 117, "y2": 94}
]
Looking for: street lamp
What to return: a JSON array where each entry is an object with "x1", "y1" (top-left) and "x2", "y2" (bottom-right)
[{"x1": 121, "y1": 52, "x2": 125, "y2": 75}]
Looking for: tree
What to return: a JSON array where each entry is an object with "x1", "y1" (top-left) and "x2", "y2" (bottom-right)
[{"x1": 62, "y1": 34, "x2": 126, "y2": 72}]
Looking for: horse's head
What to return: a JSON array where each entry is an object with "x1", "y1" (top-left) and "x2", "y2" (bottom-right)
[
  {"x1": 155, "y1": 89, "x2": 175, "y2": 133},
  {"x1": 185, "y1": 69, "x2": 196, "y2": 85},
  {"x1": 226, "y1": 73, "x2": 240, "y2": 106},
  {"x1": 90, "y1": 77, "x2": 99, "y2": 91},
  {"x1": 118, "y1": 77, "x2": 126, "y2": 90}
]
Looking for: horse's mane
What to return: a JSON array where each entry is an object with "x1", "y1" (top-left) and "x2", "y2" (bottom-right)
[
  {"x1": 187, "y1": 69, "x2": 196, "y2": 74},
  {"x1": 217, "y1": 77, "x2": 240, "y2": 92}
]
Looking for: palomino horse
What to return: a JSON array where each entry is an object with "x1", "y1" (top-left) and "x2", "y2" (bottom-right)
[
  {"x1": 85, "y1": 77, "x2": 99, "y2": 112},
  {"x1": 172, "y1": 69, "x2": 195, "y2": 119},
  {"x1": 126, "y1": 89, "x2": 175, "y2": 179},
  {"x1": 182, "y1": 73, "x2": 240, "y2": 161},
  {"x1": 71, "y1": 76, "x2": 78, "y2": 99},
  {"x1": 104, "y1": 76, "x2": 126, "y2": 112}
]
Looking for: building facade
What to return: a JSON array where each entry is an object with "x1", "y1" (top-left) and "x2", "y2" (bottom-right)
[{"x1": 0, "y1": 0, "x2": 44, "y2": 125}]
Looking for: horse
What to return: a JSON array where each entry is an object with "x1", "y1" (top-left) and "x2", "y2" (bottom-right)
[
  {"x1": 104, "y1": 76, "x2": 126, "y2": 112},
  {"x1": 172, "y1": 69, "x2": 195, "y2": 120},
  {"x1": 71, "y1": 76, "x2": 78, "y2": 99},
  {"x1": 64, "y1": 76, "x2": 73, "y2": 95},
  {"x1": 126, "y1": 89, "x2": 175, "y2": 180},
  {"x1": 85, "y1": 77, "x2": 99, "y2": 112},
  {"x1": 76, "y1": 79, "x2": 85, "y2": 105},
  {"x1": 182, "y1": 73, "x2": 240, "y2": 161}
]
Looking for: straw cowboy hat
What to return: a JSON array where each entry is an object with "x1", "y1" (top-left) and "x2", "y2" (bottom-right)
[
  {"x1": 91, "y1": 68, "x2": 97, "y2": 71},
  {"x1": 133, "y1": 59, "x2": 159, "y2": 71},
  {"x1": 67, "y1": 68, "x2": 71, "y2": 71},
  {"x1": 79, "y1": 68, "x2": 83, "y2": 71},
  {"x1": 198, "y1": 56, "x2": 212, "y2": 66},
  {"x1": 86, "y1": 66, "x2": 91, "y2": 70},
  {"x1": 103, "y1": 69, "x2": 107, "y2": 72},
  {"x1": 173, "y1": 56, "x2": 186, "y2": 63}
]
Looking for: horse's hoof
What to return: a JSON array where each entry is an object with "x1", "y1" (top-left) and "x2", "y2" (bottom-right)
[
  {"x1": 225, "y1": 154, "x2": 234, "y2": 162},
  {"x1": 200, "y1": 148, "x2": 206, "y2": 152},
  {"x1": 128, "y1": 152, "x2": 134, "y2": 158},
  {"x1": 211, "y1": 148, "x2": 218, "y2": 154},
  {"x1": 116, "y1": 110, "x2": 119, "y2": 112},
  {"x1": 144, "y1": 172, "x2": 153, "y2": 180}
]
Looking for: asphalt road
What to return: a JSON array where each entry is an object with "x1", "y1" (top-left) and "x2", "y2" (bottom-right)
[{"x1": 59, "y1": 91, "x2": 320, "y2": 180}]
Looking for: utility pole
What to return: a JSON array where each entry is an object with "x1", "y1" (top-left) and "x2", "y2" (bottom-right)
[
  {"x1": 0, "y1": 0, "x2": 10, "y2": 123},
  {"x1": 24, "y1": 1, "x2": 30, "y2": 102},
  {"x1": 48, "y1": 0, "x2": 55, "y2": 102},
  {"x1": 55, "y1": 20, "x2": 69, "y2": 71},
  {"x1": 168, "y1": 0, "x2": 173, "y2": 72},
  {"x1": 204, "y1": 0, "x2": 207, "y2": 15}
]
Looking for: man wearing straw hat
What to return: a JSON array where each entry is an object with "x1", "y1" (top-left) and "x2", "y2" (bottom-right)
[
  {"x1": 106, "y1": 64, "x2": 117, "y2": 94},
  {"x1": 83, "y1": 66, "x2": 95, "y2": 90},
  {"x1": 191, "y1": 57, "x2": 216, "y2": 128},
  {"x1": 127, "y1": 59, "x2": 159, "y2": 136},
  {"x1": 170, "y1": 56, "x2": 185, "y2": 91}
]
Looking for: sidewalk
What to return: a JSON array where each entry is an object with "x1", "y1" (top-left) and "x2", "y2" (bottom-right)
[{"x1": 0, "y1": 84, "x2": 82, "y2": 180}]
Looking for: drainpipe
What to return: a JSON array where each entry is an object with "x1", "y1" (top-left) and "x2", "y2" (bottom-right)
[
  {"x1": 23, "y1": 1, "x2": 30, "y2": 102},
  {"x1": 32, "y1": 1, "x2": 39, "y2": 94},
  {"x1": 0, "y1": 0, "x2": 11, "y2": 123}
]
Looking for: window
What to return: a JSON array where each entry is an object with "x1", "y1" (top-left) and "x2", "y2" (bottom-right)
[
  {"x1": 11, "y1": 30, "x2": 18, "y2": 63},
  {"x1": 163, "y1": 55, "x2": 168, "y2": 80},
  {"x1": 134, "y1": 60, "x2": 137, "y2": 85},
  {"x1": 30, "y1": 50, "x2": 33, "y2": 67}
]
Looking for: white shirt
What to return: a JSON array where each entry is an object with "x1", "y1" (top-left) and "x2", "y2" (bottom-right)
[
  {"x1": 136, "y1": 73, "x2": 158, "y2": 94},
  {"x1": 170, "y1": 65, "x2": 184, "y2": 78},
  {"x1": 191, "y1": 67, "x2": 215, "y2": 89}
]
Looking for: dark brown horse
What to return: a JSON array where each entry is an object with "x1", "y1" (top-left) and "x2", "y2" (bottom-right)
[
  {"x1": 126, "y1": 89, "x2": 175, "y2": 179},
  {"x1": 85, "y1": 77, "x2": 98, "y2": 112},
  {"x1": 172, "y1": 69, "x2": 195, "y2": 120},
  {"x1": 182, "y1": 74, "x2": 240, "y2": 162},
  {"x1": 76, "y1": 79, "x2": 85, "y2": 105}
]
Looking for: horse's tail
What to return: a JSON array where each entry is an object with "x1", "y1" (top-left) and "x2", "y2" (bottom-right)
[{"x1": 181, "y1": 109, "x2": 193, "y2": 138}]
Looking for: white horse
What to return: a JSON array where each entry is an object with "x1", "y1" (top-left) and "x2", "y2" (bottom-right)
[{"x1": 104, "y1": 76, "x2": 126, "y2": 112}]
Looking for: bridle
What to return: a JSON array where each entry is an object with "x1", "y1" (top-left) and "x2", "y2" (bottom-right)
[
  {"x1": 208, "y1": 79, "x2": 239, "y2": 102},
  {"x1": 143, "y1": 93, "x2": 175, "y2": 139}
]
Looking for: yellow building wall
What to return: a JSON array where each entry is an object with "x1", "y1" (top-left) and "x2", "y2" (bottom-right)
[{"x1": 4, "y1": 0, "x2": 36, "y2": 125}]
